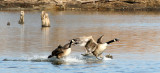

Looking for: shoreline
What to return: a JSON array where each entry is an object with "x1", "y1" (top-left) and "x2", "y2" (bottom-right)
[{"x1": 1, "y1": 0, "x2": 160, "y2": 11}]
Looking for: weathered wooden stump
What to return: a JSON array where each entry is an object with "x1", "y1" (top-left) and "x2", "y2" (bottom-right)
[
  {"x1": 41, "y1": 11, "x2": 45, "y2": 20},
  {"x1": 19, "y1": 11, "x2": 24, "y2": 24},
  {"x1": 41, "y1": 11, "x2": 50, "y2": 27}
]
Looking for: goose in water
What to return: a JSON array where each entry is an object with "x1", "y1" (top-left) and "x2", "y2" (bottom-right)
[
  {"x1": 48, "y1": 40, "x2": 74, "y2": 59},
  {"x1": 92, "y1": 35, "x2": 120, "y2": 59},
  {"x1": 72, "y1": 36, "x2": 97, "y2": 54}
]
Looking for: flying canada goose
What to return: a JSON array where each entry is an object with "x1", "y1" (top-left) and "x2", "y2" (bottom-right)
[
  {"x1": 80, "y1": 35, "x2": 105, "y2": 56},
  {"x1": 48, "y1": 40, "x2": 74, "y2": 59},
  {"x1": 92, "y1": 35, "x2": 119, "y2": 59},
  {"x1": 72, "y1": 36, "x2": 97, "y2": 54}
]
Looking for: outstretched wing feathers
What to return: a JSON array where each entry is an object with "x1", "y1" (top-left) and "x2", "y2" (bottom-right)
[
  {"x1": 52, "y1": 48, "x2": 63, "y2": 56},
  {"x1": 97, "y1": 35, "x2": 104, "y2": 44}
]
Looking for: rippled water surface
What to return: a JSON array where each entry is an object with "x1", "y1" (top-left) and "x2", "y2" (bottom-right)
[{"x1": 0, "y1": 10, "x2": 160, "y2": 73}]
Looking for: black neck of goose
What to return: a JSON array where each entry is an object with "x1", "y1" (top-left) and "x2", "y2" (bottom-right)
[
  {"x1": 68, "y1": 40, "x2": 72, "y2": 48},
  {"x1": 106, "y1": 40, "x2": 115, "y2": 44}
]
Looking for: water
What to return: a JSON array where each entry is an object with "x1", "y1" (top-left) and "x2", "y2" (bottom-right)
[{"x1": 0, "y1": 10, "x2": 160, "y2": 73}]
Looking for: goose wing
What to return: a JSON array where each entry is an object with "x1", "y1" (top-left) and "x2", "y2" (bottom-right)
[
  {"x1": 72, "y1": 36, "x2": 93, "y2": 46},
  {"x1": 52, "y1": 48, "x2": 63, "y2": 56},
  {"x1": 85, "y1": 39, "x2": 97, "y2": 49},
  {"x1": 97, "y1": 35, "x2": 104, "y2": 44}
]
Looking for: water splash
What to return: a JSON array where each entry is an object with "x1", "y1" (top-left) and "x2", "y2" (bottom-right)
[
  {"x1": 2, "y1": 55, "x2": 112, "y2": 65},
  {"x1": 2, "y1": 55, "x2": 49, "y2": 62},
  {"x1": 26, "y1": 55, "x2": 49, "y2": 62},
  {"x1": 103, "y1": 56, "x2": 112, "y2": 61},
  {"x1": 62, "y1": 55, "x2": 85, "y2": 63}
]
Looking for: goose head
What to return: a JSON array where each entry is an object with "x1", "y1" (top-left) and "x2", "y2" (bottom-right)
[
  {"x1": 63, "y1": 39, "x2": 74, "y2": 48},
  {"x1": 114, "y1": 38, "x2": 120, "y2": 42},
  {"x1": 72, "y1": 38, "x2": 80, "y2": 44}
]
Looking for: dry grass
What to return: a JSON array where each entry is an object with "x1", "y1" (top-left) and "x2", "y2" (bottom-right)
[
  {"x1": 1, "y1": 0, "x2": 160, "y2": 10},
  {"x1": 120, "y1": 0, "x2": 160, "y2": 8}
]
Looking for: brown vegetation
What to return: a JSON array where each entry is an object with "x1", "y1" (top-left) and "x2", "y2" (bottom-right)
[
  {"x1": 0, "y1": 0, "x2": 55, "y2": 10},
  {"x1": 1, "y1": 0, "x2": 160, "y2": 11},
  {"x1": 54, "y1": 0, "x2": 160, "y2": 11}
]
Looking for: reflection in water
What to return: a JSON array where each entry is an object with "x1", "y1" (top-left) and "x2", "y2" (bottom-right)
[
  {"x1": 20, "y1": 25, "x2": 24, "y2": 51},
  {"x1": 41, "y1": 27, "x2": 50, "y2": 49},
  {"x1": 52, "y1": 61, "x2": 64, "y2": 65},
  {"x1": 1, "y1": 11, "x2": 160, "y2": 73}
]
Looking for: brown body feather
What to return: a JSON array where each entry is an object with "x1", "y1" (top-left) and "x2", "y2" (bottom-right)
[{"x1": 48, "y1": 40, "x2": 73, "y2": 59}]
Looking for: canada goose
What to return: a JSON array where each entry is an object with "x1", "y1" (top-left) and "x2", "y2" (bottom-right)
[
  {"x1": 81, "y1": 35, "x2": 105, "y2": 56},
  {"x1": 72, "y1": 36, "x2": 97, "y2": 54},
  {"x1": 19, "y1": 11, "x2": 24, "y2": 24},
  {"x1": 92, "y1": 36, "x2": 119, "y2": 59},
  {"x1": 48, "y1": 40, "x2": 74, "y2": 59}
]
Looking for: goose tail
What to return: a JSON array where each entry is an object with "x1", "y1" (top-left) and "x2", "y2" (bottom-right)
[{"x1": 48, "y1": 55, "x2": 53, "y2": 58}]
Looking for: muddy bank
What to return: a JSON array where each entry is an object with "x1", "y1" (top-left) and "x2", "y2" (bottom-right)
[{"x1": 1, "y1": 0, "x2": 160, "y2": 11}]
